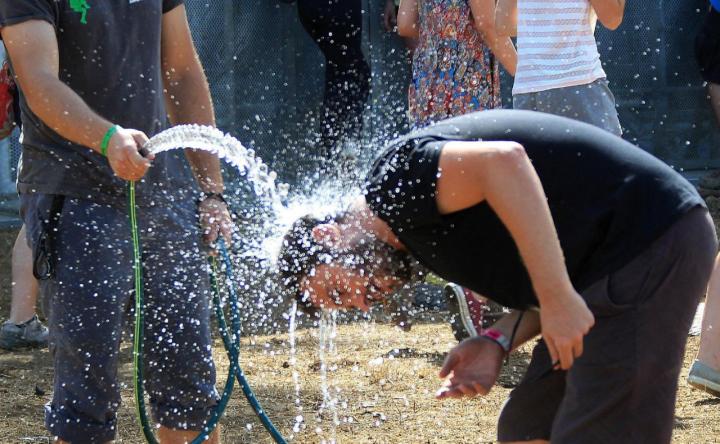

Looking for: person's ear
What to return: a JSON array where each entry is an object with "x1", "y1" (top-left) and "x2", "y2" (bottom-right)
[{"x1": 311, "y1": 223, "x2": 342, "y2": 249}]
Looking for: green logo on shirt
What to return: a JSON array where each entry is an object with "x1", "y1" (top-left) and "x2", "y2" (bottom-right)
[{"x1": 69, "y1": 0, "x2": 90, "y2": 24}]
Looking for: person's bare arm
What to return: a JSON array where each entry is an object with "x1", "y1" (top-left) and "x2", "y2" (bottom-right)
[
  {"x1": 495, "y1": 0, "x2": 517, "y2": 37},
  {"x1": 1, "y1": 20, "x2": 151, "y2": 180},
  {"x1": 436, "y1": 310, "x2": 540, "y2": 399},
  {"x1": 589, "y1": 0, "x2": 625, "y2": 30},
  {"x1": 435, "y1": 141, "x2": 594, "y2": 370},
  {"x1": 161, "y1": 5, "x2": 231, "y2": 243},
  {"x1": 397, "y1": 0, "x2": 419, "y2": 38},
  {"x1": 469, "y1": 0, "x2": 517, "y2": 76}
]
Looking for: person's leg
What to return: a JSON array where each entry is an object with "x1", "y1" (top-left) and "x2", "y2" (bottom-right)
[
  {"x1": 688, "y1": 251, "x2": 720, "y2": 397},
  {"x1": 497, "y1": 339, "x2": 566, "y2": 442},
  {"x1": 499, "y1": 208, "x2": 715, "y2": 444},
  {"x1": 142, "y1": 200, "x2": 220, "y2": 439},
  {"x1": 697, "y1": 252, "x2": 720, "y2": 370},
  {"x1": 157, "y1": 427, "x2": 219, "y2": 444},
  {"x1": 9, "y1": 225, "x2": 39, "y2": 323},
  {"x1": 0, "y1": 224, "x2": 48, "y2": 350},
  {"x1": 24, "y1": 196, "x2": 133, "y2": 443},
  {"x1": 550, "y1": 208, "x2": 716, "y2": 443},
  {"x1": 500, "y1": 441, "x2": 548, "y2": 444},
  {"x1": 298, "y1": 0, "x2": 369, "y2": 156}
]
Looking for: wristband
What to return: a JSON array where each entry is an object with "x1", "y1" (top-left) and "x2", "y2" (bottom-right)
[
  {"x1": 100, "y1": 124, "x2": 119, "y2": 157},
  {"x1": 481, "y1": 328, "x2": 511, "y2": 353}
]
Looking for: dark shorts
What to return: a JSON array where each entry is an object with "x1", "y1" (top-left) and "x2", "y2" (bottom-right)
[
  {"x1": 21, "y1": 194, "x2": 218, "y2": 443},
  {"x1": 497, "y1": 207, "x2": 717, "y2": 444},
  {"x1": 695, "y1": 8, "x2": 720, "y2": 85}
]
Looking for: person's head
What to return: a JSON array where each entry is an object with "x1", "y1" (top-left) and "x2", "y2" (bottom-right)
[{"x1": 277, "y1": 212, "x2": 419, "y2": 315}]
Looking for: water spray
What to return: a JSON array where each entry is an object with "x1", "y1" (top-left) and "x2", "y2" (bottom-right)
[{"x1": 130, "y1": 125, "x2": 287, "y2": 443}]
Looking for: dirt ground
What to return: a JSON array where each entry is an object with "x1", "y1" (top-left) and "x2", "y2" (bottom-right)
[{"x1": 1, "y1": 220, "x2": 720, "y2": 443}]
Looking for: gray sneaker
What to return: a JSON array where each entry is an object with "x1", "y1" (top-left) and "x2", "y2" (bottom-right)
[
  {"x1": 688, "y1": 360, "x2": 720, "y2": 398},
  {"x1": 0, "y1": 315, "x2": 49, "y2": 350}
]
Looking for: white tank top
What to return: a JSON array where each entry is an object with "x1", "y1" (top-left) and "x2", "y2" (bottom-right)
[{"x1": 513, "y1": 0, "x2": 607, "y2": 95}]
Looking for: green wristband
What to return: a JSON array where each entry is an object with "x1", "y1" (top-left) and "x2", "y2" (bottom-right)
[{"x1": 100, "y1": 124, "x2": 119, "y2": 157}]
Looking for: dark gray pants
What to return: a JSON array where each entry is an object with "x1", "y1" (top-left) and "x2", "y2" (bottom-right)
[
  {"x1": 513, "y1": 78, "x2": 623, "y2": 137},
  {"x1": 498, "y1": 207, "x2": 717, "y2": 444},
  {"x1": 22, "y1": 194, "x2": 218, "y2": 443}
]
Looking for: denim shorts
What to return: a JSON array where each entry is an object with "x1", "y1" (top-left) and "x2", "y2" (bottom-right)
[
  {"x1": 21, "y1": 193, "x2": 219, "y2": 443},
  {"x1": 513, "y1": 78, "x2": 623, "y2": 137},
  {"x1": 497, "y1": 207, "x2": 717, "y2": 444}
]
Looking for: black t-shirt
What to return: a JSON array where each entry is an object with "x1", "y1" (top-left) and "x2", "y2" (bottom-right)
[
  {"x1": 0, "y1": 0, "x2": 192, "y2": 207},
  {"x1": 365, "y1": 110, "x2": 705, "y2": 309}
]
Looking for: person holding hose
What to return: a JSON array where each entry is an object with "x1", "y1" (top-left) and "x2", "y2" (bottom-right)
[{"x1": 1, "y1": 1, "x2": 232, "y2": 442}]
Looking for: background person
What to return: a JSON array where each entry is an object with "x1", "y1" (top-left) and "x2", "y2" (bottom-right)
[
  {"x1": 688, "y1": 0, "x2": 720, "y2": 399},
  {"x1": 397, "y1": 0, "x2": 516, "y2": 335},
  {"x1": 296, "y1": 0, "x2": 371, "y2": 158},
  {"x1": 397, "y1": 0, "x2": 516, "y2": 127},
  {"x1": 496, "y1": 0, "x2": 624, "y2": 136}
]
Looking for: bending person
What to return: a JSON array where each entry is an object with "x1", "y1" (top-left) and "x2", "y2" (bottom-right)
[{"x1": 278, "y1": 110, "x2": 715, "y2": 444}]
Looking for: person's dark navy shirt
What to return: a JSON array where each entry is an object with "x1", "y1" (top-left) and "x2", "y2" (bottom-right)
[
  {"x1": 0, "y1": 0, "x2": 193, "y2": 207},
  {"x1": 365, "y1": 110, "x2": 705, "y2": 309}
]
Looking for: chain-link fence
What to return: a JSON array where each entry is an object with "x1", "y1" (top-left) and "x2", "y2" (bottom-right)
[{"x1": 1, "y1": 0, "x2": 718, "y2": 196}]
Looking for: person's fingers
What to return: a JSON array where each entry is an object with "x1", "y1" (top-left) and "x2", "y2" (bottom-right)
[
  {"x1": 439, "y1": 353, "x2": 459, "y2": 378},
  {"x1": 119, "y1": 150, "x2": 147, "y2": 181},
  {"x1": 545, "y1": 339, "x2": 559, "y2": 370},
  {"x1": 130, "y1": 130, "x2": 149, "y2": 146},
  {"x1": 436, "y1": 384, "x2": 476, "y2": 399},
  {"x1": 131, "y1": 131, "x2": 155, "y2": 160},
  {"x1": 124, "y1": 144, "x2": 151, "y2": 171},
  {"x1": 574, "y1": 337, "x2": 584, "y2": 359},
  {"x1": 557, "y1": 341, "x2": 574, "y2": 370}
]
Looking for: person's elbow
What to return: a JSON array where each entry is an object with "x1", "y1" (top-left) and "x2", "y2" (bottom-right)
[
  {"x1": 597, "y1": 7, "x2": 624, "y2": 30},
  {"x1": 599, "y1": 13, "x2": 623, "y2": 30},
  {"x1": 486, "y1": 142, "x2": 528, "y2": 173}
]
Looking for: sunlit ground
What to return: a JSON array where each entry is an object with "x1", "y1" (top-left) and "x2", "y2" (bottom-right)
[{"x1": 1, "y1": 314, "x2": 719, "y2": 443}]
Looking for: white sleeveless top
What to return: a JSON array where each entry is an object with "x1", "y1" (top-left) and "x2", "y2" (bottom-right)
[{"x1": 513, "y1": 0, "x2": 607, "y2": 95}]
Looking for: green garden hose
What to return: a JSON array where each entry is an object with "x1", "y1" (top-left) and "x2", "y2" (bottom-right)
[{"x1": 128, "y1": 181, "x2": 287, "y2": 443}]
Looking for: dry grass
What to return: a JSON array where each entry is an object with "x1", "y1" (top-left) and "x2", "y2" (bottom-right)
[{"x1": 1, "y1": 316, "x2": 719, "y2": 443}]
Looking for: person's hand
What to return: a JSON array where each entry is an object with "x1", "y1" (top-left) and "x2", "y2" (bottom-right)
[
  {"x1": 106, "y1": 127, "x2": 154, "y2": 181},
  {"x1": 539, "y1": 289, "x2": 594, "y2": 370},
  {"x1": 435, "y1": 336, "x2": 505, "y2": 399},
  {"x1": 383, "y1": 0, "x2": 397, "y2": 32},
  {"x1": 198, "y1": 195, "x2": 233, "y2": 247}
]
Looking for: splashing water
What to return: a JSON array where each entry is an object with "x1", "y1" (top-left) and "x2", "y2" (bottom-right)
[
  {"x1": 317, "y1": 310, "x2": 340, "y2": 444},
  {"x1": 143, "y1": 124, "x2": 392, "y2": 440},
  {"x1": 288, "y1": 300, "x2": 305, "y2": 437}
]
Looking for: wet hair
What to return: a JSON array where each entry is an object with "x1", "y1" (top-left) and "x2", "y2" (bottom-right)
[{"x1": 277, "y1": 212, "x2": 422, "y2": 315}]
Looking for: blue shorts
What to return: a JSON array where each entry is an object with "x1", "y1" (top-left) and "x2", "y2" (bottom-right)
[{"x1": 22, "y1": 193, "x2": 219, "y2": 443}]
